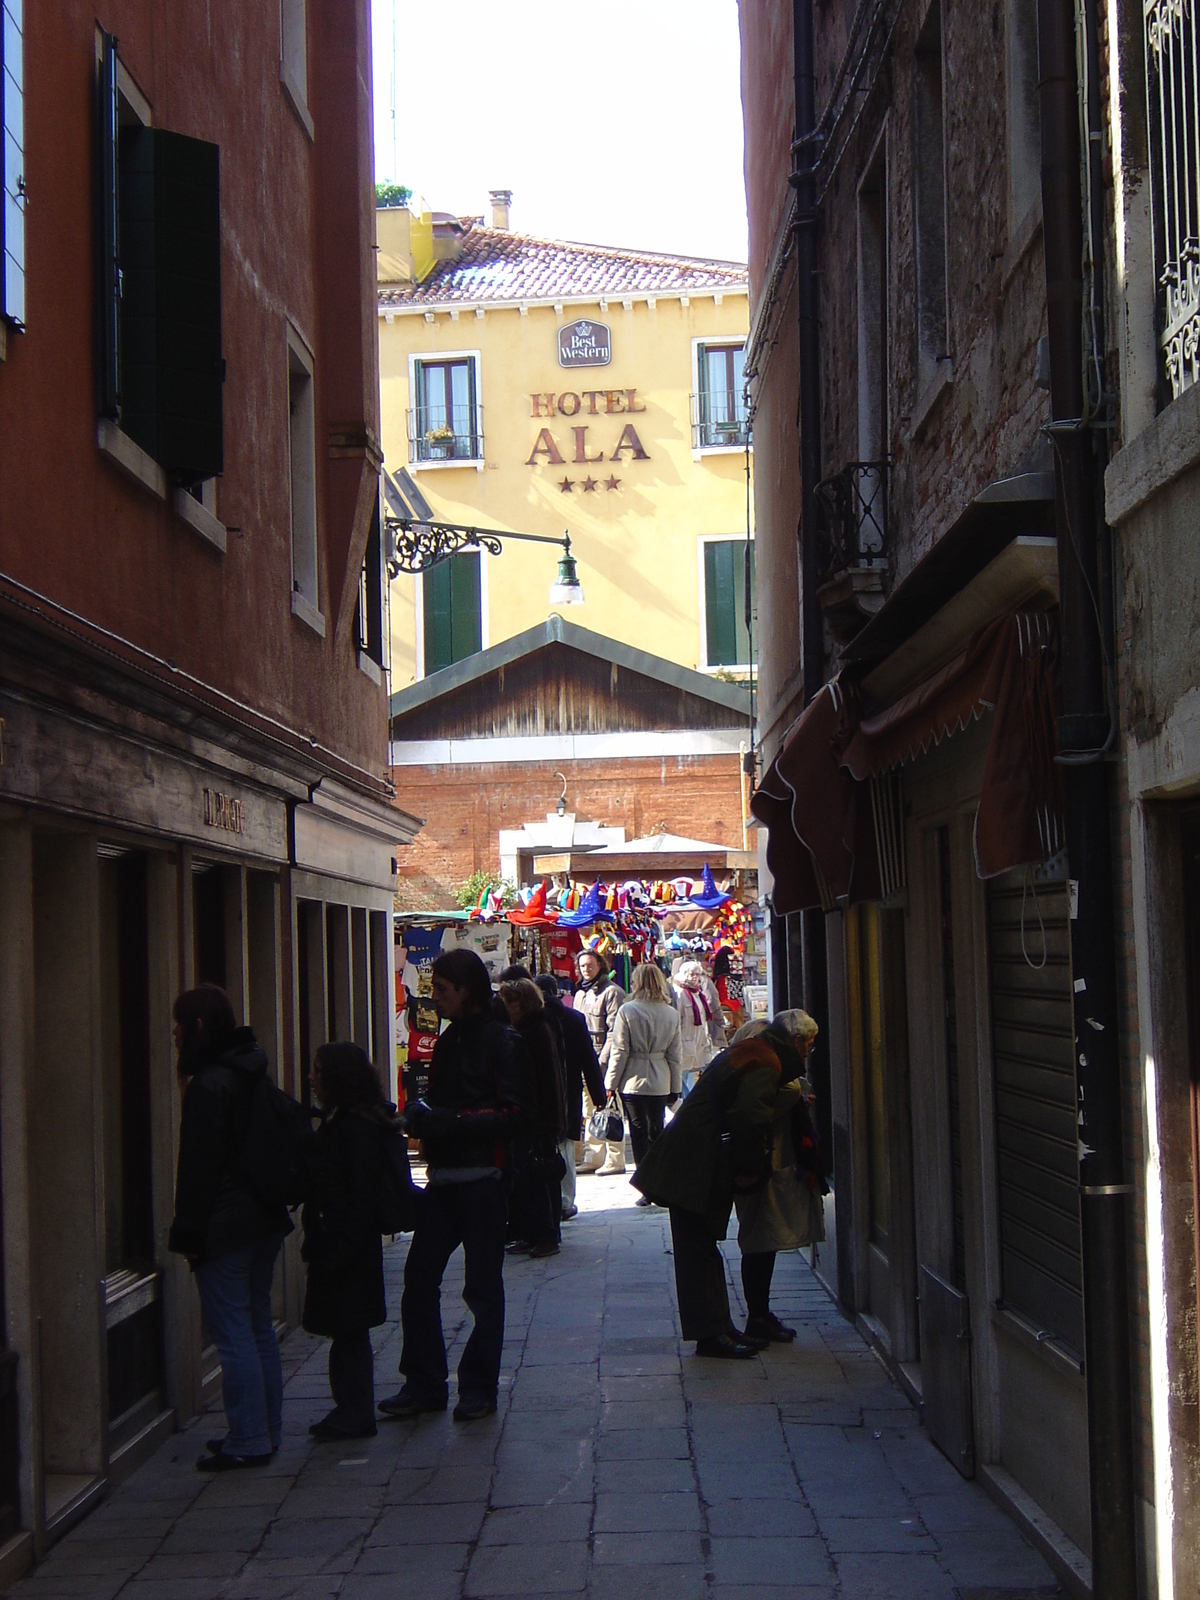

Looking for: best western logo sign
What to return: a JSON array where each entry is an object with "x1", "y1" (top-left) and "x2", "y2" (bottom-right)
[{"x1": 558, "y1": 319, "x2": 611, "y2": 368}]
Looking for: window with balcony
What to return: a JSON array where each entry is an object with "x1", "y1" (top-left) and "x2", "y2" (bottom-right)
[
  {"x1": 408, "y1": 355, "x2": 482, "y2": 463},
  {"x1": 423, "y1": 553, "x2": 482, "y2": 675},
  {"x1": 1, "y1": 0, "x2": 25, "y2": 335},
  {"x1": 700, "y1": 537, "x2": 755, "y2": 670},
  {"x1": 692, "y1": 341, "x2": 748, "y2": 449},
  {"x1": 1144, "y1": 1, "x2": 1200, "y2": 403}
]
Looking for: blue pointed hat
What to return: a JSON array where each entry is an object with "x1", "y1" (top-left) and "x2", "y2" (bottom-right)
[
  {"x1": 557, "y1": 880, "x2": 615, "y2": 929},
  {"x1": 687, "y1": 864, "x2": 729, "y2": 912}
]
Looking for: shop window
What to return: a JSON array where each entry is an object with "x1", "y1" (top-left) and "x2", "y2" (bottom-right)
[
  {"x1": 423, "y1": 552, "x2": 481, "y2": 675},
  {"x1": 692, "y1": 341, "x2": 748, "y2": 448},
  {"x1": 1, "y1": 0, "x2": 25, "y2": 332},
  {"x1": 408, "y1": 355, "x2": 482, "y2": 462},
  {"x1": 1006, "y1": 0, "x2": 1041, "y2": 247},
  {"x1": 701, "y1": 537, "x2": 755, "y2": 670},
  {"x1": 914, "y1": 2, "x2": 950, "y2": 395},
  {"x1": 96, "y1": 34, "x2": 223, "y2": 482},
  {"x1": 288, "y1": 326, "x2": 321, "y2": 630}
]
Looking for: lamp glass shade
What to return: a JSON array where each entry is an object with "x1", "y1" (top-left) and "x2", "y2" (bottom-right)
[{"x1": 549, "y1": 552, "x2": 585, "y2": 605}]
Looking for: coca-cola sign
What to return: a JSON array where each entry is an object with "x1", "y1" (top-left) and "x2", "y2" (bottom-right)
[{"x1": 558, "y1": 319, "x2": 611, "y2": 368}]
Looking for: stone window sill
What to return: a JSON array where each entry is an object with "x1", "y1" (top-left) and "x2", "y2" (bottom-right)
[
  {"x1": 280, "y1": 64, "x2": 314, "y2": 141},
  {"x1": 912, "y1": 360, "x2": 953, "y2": 437},
  {"x1": 172, "y1": 489, "x2": 227, "y2": 553},
  {"x1": 1105, "y1": 378, "x2": 1200, "y2": 527},
  {"x1": 97, "y1": 420, "x2": 227, "y2": 552},
  {"x1": 291, "y1": 589, "x2": 326, "y2": 637},
  {"x1": 357, "y1": 650, "x2": 382, "y2": 685},
  {"x1": 990, "y1": 1301, "x2": 1085, "y2": 1388}
]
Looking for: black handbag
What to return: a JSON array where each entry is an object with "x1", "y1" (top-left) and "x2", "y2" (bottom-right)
[{"x1": 603, "y1": 1096, "x2": 625, "y2": 1143}]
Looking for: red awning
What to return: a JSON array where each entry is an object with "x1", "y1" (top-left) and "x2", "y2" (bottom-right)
[{"x1": 752, "y1": 613, "x2": 1065, "y2": 915}]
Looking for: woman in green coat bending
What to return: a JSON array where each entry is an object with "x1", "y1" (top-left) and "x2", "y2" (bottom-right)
[{"x1": 632, "y1": 1010, "x2": 820, "y2": 1359}]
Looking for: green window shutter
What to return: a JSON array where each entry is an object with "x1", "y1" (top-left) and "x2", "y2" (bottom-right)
[
  {"x1": 450, "y1": 551, "x2": 482, "y2": 658},
  {"x1": 96, "y1": 33, "x2": 121, "y2": 417},
  {"x1": 423, "y1": 560, "x2": 453, "y2": 675},
  {"x1": 154, "y1": 129, "x2": 223, "y2": 480},
  {"x1": 117, "y1": 126, "x2": 223, "y2": 479},
  {"x1": 423, "y1": 553, "x2": 481, "y2": 674},
  {"x1": 705, "y1": 540, "x2": 754, "y2": 667}
]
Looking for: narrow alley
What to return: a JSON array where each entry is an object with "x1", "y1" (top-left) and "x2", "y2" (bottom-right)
[{"x1": 7, "y1": 1183, "x2": 1060, "y2": 1600}]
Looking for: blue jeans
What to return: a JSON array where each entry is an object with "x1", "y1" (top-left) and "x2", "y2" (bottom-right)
[{"x1": 195, "y1": 1234, "x2": 285, "y2": 1457}]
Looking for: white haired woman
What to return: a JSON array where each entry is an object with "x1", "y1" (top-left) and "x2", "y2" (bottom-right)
[
  {"x1": 606, "y1": 964, "x2": 682, "y2": 1204},
  {"x1": 673, "y1": 959, "x2": 727, "y2": 1097},
  {"x1": 731, "y1": 1010, "x2": 826, "y2": 1342}
]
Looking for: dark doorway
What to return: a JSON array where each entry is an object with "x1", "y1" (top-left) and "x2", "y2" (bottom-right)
[{"x1": 192, "y1": 865, "x2": 226, "y2": 989}]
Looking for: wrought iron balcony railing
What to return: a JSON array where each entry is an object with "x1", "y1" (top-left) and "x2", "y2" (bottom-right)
[
  {"x1": 405, "y1": 403, "x2": 484, "y2": 463},
  {"x1": 814, "y1": 461, "x2": 888, "y2": 586},
  {"x1": 1144, "y1": 0, "x2": 1200, "y2": 401},
  {"x1": 690, "y1": 390, "x2": 750, "y2": 450}
]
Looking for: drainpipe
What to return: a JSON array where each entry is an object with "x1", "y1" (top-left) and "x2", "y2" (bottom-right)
[
  {"x1": 1036, "y1": 2, "x2": 1136, "y2": 1593},
  {"x1": 791, "y1": 0, "x2": 836, "y2": 1295}
]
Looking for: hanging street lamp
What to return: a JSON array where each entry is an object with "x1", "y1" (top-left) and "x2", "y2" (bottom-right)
[{"x1": 382, "y1": 511, "x2": 584, "y2": 606}]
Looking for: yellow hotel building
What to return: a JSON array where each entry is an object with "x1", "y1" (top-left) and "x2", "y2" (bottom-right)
[{"x1": 377, "y1": 192, "x2": 752, "y2": 685}]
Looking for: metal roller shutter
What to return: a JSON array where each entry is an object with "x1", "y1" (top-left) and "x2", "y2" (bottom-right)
[{"x1": 987, "y1": 872, "x2": 1083, "y2": 1354}]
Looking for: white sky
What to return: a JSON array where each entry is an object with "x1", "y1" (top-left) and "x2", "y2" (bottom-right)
[{"x1": 370, "y1": 0, "x2": 748, "y2": 264}]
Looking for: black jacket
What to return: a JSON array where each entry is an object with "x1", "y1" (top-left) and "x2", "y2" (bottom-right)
[
  {"x1": 301, "y1": 1107, "x2": 387, "y2": 1338},
  {"x1": 515, "y1": 1012, "x2": 569, "y2": 1145},
  {"x1": 544, "y1": 998, "x2": 604, "y2": 1137},
  {"x1": 420, "y1": 1013, "x2": 531, "y2": 1172},
  {"x1": 168, "y1": 1028, "x2": 292, "y2": 1261}
]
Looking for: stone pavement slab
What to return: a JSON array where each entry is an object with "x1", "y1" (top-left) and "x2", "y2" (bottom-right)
[{"x1": 4, "y1": 1178, "x2": 1064, "y2": 1599}]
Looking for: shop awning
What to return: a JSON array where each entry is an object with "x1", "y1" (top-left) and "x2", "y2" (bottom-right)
[{"x1": 752, "y1": 613, "x2": 1064, "y2": 915}]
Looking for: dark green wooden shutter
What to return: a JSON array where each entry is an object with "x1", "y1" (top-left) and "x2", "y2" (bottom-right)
[
  {"x1": 705, "y1": 539, "x2": 754, "y2": 667},
  {"x1": 450, "y1": 552, "x2": 482, "y2": 658},
  {"x1": 118, "y1": 126, "x2": 157, "y2": 457},
  {"x1": 988, "y1": 873, "x2": 1083, "y2": 1353},
  {"x1": 117, "y1": 126, "x2": 222, "y2": 479},
  {"x1": 153, "y1": 129, "x2": 222, "y2": 479},
  {"x1": 424, "y1": 553, "x2": 481, "y2": 674},
  {"x1": 95, "y1": 33, "x2": 121, "y2": 416}
]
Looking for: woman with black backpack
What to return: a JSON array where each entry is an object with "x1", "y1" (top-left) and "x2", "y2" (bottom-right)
[{"x1": 302, "y1": 1041, "x2": 399, "y2": 1441}]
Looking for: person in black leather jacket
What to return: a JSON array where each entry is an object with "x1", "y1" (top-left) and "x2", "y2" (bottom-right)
[
  {"x1": 168, "y1": 985, "x2": 290, "y2": 1470},
  {"x1": 380, "y1": 949, "x2": 531, "y2": 1423},
  {"x1": 535, "y1": 972, "x2": 605, "y2": 1219}
]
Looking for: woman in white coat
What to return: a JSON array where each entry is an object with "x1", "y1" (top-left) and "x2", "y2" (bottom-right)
[
  {"x1": 672, "y1": 959, "x2": 727, "y2": 1096},
  {"x1": 606, "y1": 964, "x2": 682, "y2": 1203}
]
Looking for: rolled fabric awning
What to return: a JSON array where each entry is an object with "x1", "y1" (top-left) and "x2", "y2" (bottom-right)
[{"x1": 752, "y1": 613, "x2": 1065, "y2": 915}]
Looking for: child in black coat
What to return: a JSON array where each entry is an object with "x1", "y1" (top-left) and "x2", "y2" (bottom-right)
[{"x1": 302, "y1": 1042, "x2": 394, "y2": 1441}]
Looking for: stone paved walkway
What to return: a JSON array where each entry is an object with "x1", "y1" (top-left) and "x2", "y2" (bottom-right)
[{"x1": 7, "y1": 1180, "x2": 1062, "y2": 1600}]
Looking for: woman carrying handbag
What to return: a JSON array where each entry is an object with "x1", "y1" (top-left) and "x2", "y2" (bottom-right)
[{"x1": 606, "y1": 964, "x2": 683, "y2": 1204}]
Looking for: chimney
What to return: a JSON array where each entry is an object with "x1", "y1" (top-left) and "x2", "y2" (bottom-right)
[{"x1": 489, "y1": 189, "x2": 512, "y2": 230}]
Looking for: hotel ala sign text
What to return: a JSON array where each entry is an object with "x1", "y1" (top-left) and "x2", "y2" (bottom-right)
[{"x1": 527, "y1": 387, "x2": 649, "y2": 465}]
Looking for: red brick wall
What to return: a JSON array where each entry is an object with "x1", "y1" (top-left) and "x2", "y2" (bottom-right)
[{"x1": 390, "y1": 753, "x2": 747, "y2": 909}]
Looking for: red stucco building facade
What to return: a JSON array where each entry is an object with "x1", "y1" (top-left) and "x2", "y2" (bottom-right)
[{"x1": 0, "y1": 2, "x2": 412, "y2": 1570}]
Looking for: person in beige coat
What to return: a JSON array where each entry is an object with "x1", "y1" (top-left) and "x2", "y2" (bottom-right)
[
  {"x1": 575, "y1": 949, "x2": 627, "y2": 1174},
  {"x1": 673, "y1": 959, "x2": 727, "y2": 1095},
  {"x1": 606, "y1": 965, "x2": 683, "y2": 1204}
]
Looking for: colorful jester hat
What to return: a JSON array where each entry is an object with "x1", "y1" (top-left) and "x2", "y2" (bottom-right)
[
  {"x1": 557, "y1": 880, "x2": 616, "y2": 929},
  {"x1": 505, "y1": 880, "x2": 559, "y2": 927},
  {"x1": 469, "y1": 883, "x2": 504, "y2": 921},
  {"x1": 687, "y1": 864, "x2": 730, "y2": 912}
]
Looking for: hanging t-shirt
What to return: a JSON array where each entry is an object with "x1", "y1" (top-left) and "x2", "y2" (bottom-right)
[
  {"x1": 397, "y1": 925, "x2": 446, "y2": 999},
  {"x1": 442, "y1": 921, "x2": 509, "y2": 983},
  {"x1": 546, "y1": 926, "x2": 583, "y2": 979}
]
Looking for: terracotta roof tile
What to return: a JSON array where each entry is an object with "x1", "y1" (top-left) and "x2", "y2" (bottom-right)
[{"x1": 378, "y1": 223, "x2": 747, "y2": 309}]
